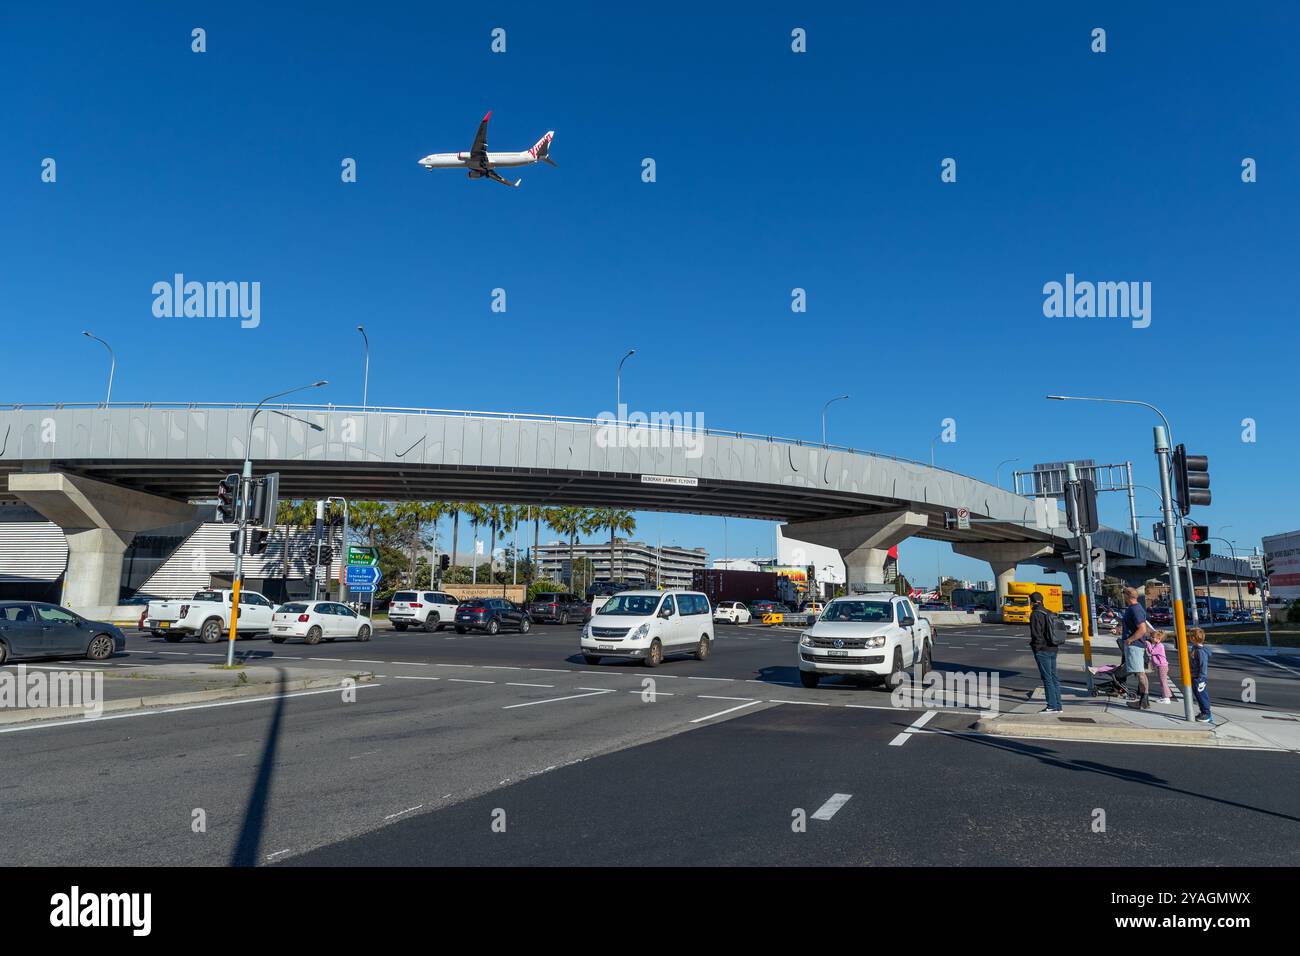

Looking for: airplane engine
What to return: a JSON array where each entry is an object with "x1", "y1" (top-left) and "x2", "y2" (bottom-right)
[{"x1": 467, "y1": 170, "x2": 486, "y2": 179}]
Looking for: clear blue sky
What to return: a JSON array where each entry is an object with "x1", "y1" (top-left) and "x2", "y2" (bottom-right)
[{"x1": 3, "y1": 2, "x2": 1296, "y2": 586}]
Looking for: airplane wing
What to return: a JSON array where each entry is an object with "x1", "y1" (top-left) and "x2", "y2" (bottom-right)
[
  {"x1": 470, "y1": 111, "x2": 491, "y2": 166},
  {"x1": 486, "y1": 169, "x2": 520, "y2": 188}
]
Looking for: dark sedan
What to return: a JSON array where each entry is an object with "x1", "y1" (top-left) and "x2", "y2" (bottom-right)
[
  {"x1": 454, "y1": 598, "x2": 532, "y2": 635},
  {"x1": 0, "y1": 602, "x2": 126, "y2": 664},
  {"x1": 527, "y1": 592, "x2": 588, "y2": 625}
]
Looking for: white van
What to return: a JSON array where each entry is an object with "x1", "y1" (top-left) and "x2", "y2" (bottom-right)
[{"x1": 580, "y1": 589, "x2": 714, "y2": 667}]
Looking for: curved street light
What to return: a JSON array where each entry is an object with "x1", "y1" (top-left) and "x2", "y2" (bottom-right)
[
  {"x1": 356, "y1": 326, "x2": 370, "y2": 410},
  {"x1": 82, "y1": 331, "x2": 116, "y2": 406},
  {"x1": 995, "y1": 457, "x2": 1019, "y2": 490},
  {"x1": 821, "y1": 395, "x2": 849, "y2": 446},
  {"x1": 616, "y1": 349, "x2": 635, "y2": 416}
]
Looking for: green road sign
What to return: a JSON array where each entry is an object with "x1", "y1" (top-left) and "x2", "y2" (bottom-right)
[{"x1": 347, "y1": 546, "x2": 379, "y2": 567}]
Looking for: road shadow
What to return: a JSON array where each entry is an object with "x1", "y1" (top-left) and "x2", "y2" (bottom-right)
[
  {"x1": 945, "y1": 727, "x2": 1300, "y2": 825},
  {"x1": 230, "y1": 669, "x2": 289, "y2": 867}
]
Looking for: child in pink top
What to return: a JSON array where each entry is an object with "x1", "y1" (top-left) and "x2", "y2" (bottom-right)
[{"x1": 1148, "y1": 630, "x2": 1172, "y2": 703}]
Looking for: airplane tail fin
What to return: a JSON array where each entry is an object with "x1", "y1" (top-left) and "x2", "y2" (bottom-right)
[{"x1": 531, "y1": 131, "x2": 557, "y2": 166}]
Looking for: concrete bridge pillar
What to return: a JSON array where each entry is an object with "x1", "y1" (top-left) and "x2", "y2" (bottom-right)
[
  {"x1": 7, "y1": 472, "x2": 197, "y2": 613},
  {"x1": 952, "y1": 542, "x2": 1055, "y2": 620},
  {"x1": 782, "y1": 510, "x2": 929, "y2": 588}
]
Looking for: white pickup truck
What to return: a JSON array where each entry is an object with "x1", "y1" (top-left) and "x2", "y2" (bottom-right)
[
  {"x1": 145, "y1": 589, "x2": 277, "y2": 643},
  {"x1": 796, "y1": 592, "x2": 934, "y2": 689}
]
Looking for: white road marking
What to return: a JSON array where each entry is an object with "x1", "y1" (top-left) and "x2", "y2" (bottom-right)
[
  {"x1": 690, "y1": 699, "x2": 763, "y2": 723},
  {"x1": 889, "y1": 709, "x2": 938, "y2": 746},
  {"x1": 448, "y1": 678, "x2": 493, "y2": 684},
  {"x1": 391, "y1": 675, "x2": 442, "y2": 681},
  {"x1": 0, "y1": 683, "x2": 385, "y2": 735},
  {"x1": 528, "y1": 667, "x2": 570, "y2": 673},
  {"x1": 389, "y1": 661, "x2": 427, "y2": 666},
  {"x1": 502, "y1": 689, "x2": 616, "y2": 710},
  {"x1": 811, "y1": 793, "x2": 852, "y2": 821},
  {"x1": 384, "y1": 805, "x2": 423, "y2": 821},
  {"x1": 506, "y1": 682, "x2": 555, "y2": 688},
  {"x1": 1261, "y1": 657, "x2": 1300, "y2": 678},
  {"x1": 768, "y1": 699, "x2": 830, "y2": 706},
  {"x1": 687, "y1": 676, "x2": 733, "y2": 681},
  {"x1": 697, "y1": 695, "x2": 757, "y2": 702},
  {"x1": 266, "y1": 849, "x2": 291, "y2": 860}
]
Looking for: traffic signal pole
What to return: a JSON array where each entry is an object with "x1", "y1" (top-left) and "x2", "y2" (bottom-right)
[
  {"x1": 1155, "y1": 427, "x2": 1194, "y2": 722},
  {"x1": 226, "y1": 459, "x2": 253, "y2": 668},
  {"x1": 1065, "y1": 464, "x2": 1095, "y2": 694},
  {"x1": 311, "y1": 500, "x2": 325, "y2": 600}
]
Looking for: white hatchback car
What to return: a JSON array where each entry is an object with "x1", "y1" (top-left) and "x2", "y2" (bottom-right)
[
  {"x1": 271, "y1": 601, "x2": 373, "y2": 644},
  {"x1": 712, "y1": 600, "x2": 752, "y2": 624},
  {"x1": 581, "y1": 590, "x2": 714, "y2": 667},
  {"x1": 1058, "y1": 611, "x2": 1083, "y2": 634}
]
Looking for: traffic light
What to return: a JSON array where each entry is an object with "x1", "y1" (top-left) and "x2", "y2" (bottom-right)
[
  {"x1": 249, "y1": 473, "x2": 279, "y2": 531},
  {"x1": 1248, "y1": 581, "x2": 1257, "y2": 595},
  {"x1": 1065, "y1": 478, "x2": 1099, "y2": 533},
  {"x1": 313, "y1": 544, "x2": 334, "y2": 567},
  {"x1": 229, "y1": 530, "x2": 239, "y2": 554},
  {"x1": 1185, "y1": 524, "x2": 1212, "y2": 561},
  {"x1": 216, "y1": 473, "x2": 240, "y2": 523},
  {"x1": 249, "y1": 529, "x2": 270, "y2": 556},
  {"x1": 439, "y1": 554, "x2": 450, "y2": 571},
  {"x1": 1172, "y1": 444, "x2": 1211, "y2": 514}
]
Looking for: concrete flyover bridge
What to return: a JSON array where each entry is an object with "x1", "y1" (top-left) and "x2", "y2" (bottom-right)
[{"x1": 0, "y1": 403, "x2": 1252, "y2": 613}]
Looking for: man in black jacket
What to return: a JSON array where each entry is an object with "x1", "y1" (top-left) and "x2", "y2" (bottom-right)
[{"x1": 1028, "y1": 591, "x2": 1063, "y2": 713}]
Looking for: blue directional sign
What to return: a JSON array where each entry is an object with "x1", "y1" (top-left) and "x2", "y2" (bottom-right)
[
  {"x1": 347, "y1": 582, "x2": 376, "y2": 594},
  {"x1": 345, "y1": 565, "x2": 382, "y2": 587}
]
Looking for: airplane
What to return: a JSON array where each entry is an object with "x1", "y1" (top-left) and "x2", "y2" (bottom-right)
[{"x1": 418, "y1": 112, "x2": 555, "y2": 187}]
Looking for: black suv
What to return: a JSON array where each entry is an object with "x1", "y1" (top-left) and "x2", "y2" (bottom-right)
[
  {"x1": 454, "y1": 598, "x2": 532, "y2": 635},
  {"x1": 527, "y1": 592, "x2": 588, "y2": 624}
]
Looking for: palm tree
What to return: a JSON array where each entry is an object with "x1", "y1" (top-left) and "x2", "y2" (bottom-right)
[
  {"x1": 463, "y1": 503, "x2": 487, "y2": 583},
  {"x1": 275, "y1": 500, "x2": 317, "y2": 596},
  {"x1": 443, "y1": 502, "x2": 467, "y2": 581},
  {"x1": 586, "y1": 508, "x2": 637, "y2": 583},
  {"x1": 544, "y1": 507, "x2": 590, "y2": 590},
  {"x1": 395, "y1": 501, "x2": 443, "y2": 587}
]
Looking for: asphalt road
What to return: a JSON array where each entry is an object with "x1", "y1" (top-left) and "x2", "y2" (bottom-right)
[{"x1": 1, "y1": 619, "x2": 1296, "y2": 866}]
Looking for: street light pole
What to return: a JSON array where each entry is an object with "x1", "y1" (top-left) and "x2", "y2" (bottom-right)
[
  {"x1": 227, "y1": 380, "x2": 329, "y2": 667},
  {"x1": 82, "y1": 331, "x2": 116, "y2": 406},
  {"x1": 616, "y1": 349, "x2": 635, "y2": 418},
  {"x1": 1045, "y1": 393, "x2": 1200, "y2": 630},
  {"x1": 356, "y1": 326, "x2": 370, "y2": 410},
  {"x1": 821, "y1": 395, "x2": 849, "y2": 446},
  {"x1": 995, "y1": 457, "x2": 1019, "y2": 489}
]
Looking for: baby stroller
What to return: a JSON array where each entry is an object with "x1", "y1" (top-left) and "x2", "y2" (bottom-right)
[{"x1": 1089, "y1": 660, "x2": 1139, "y2": 701}]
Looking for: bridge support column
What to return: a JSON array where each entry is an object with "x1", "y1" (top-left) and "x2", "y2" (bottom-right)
[
  {"x1": 6, "y1": 472, "x2": 197, "y2": 613},
  {"x1": 952, "y1": 542, "x2": 1054, "y2": 621},
  {"x1": 782, "y1": 510, "x2": 929, "y2": 589}
]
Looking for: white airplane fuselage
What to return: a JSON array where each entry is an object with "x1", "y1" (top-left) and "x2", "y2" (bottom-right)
[{"x1": 419, "y1": 150, "x2": 537, "y2": 170}]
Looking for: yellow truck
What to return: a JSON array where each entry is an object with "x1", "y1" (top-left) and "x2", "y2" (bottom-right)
[{"x1": 1002, "y1": 582, "x2": 1063, "y2": 623}]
